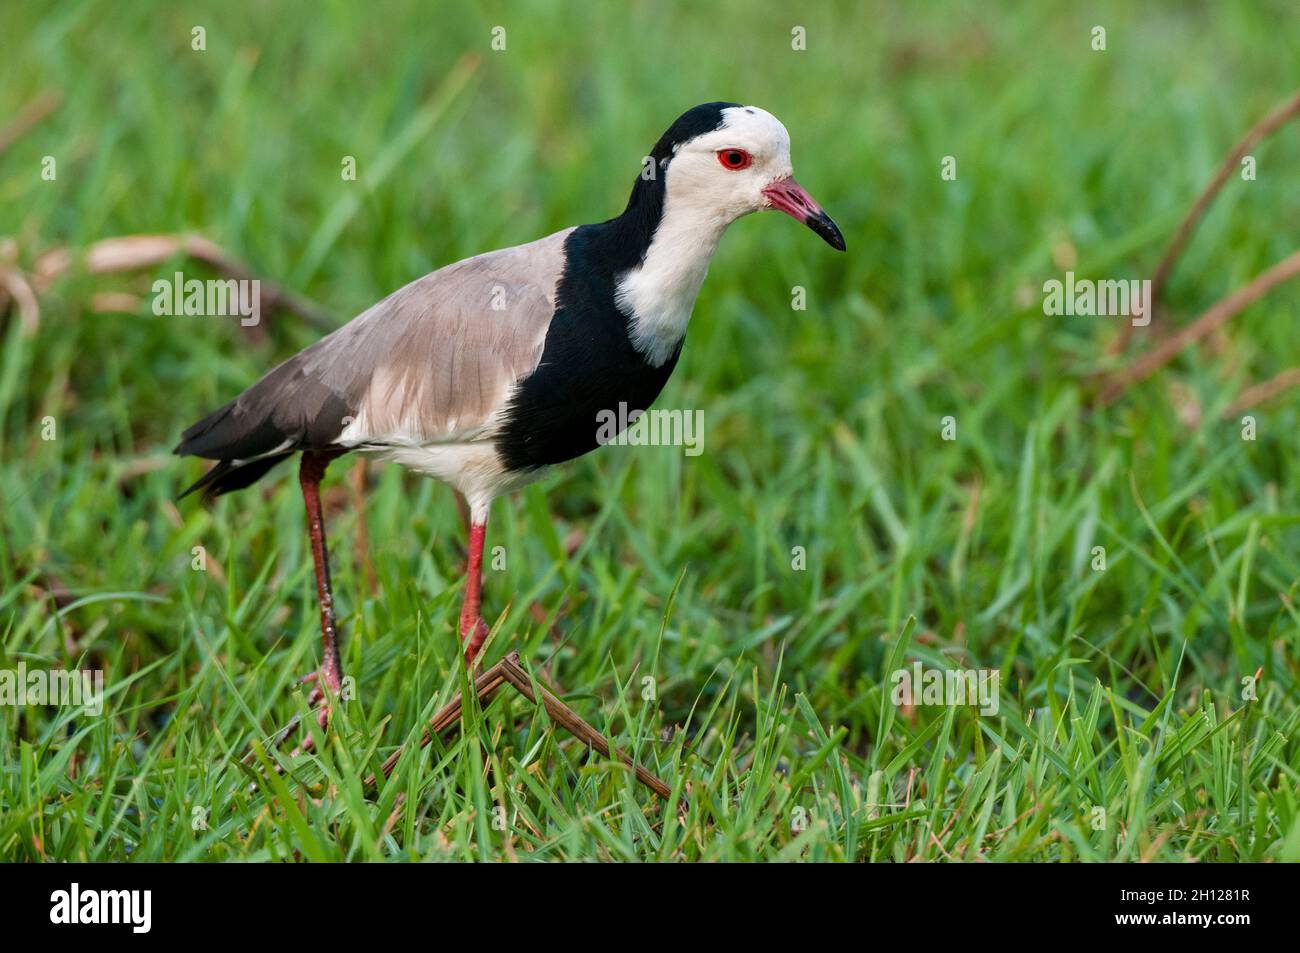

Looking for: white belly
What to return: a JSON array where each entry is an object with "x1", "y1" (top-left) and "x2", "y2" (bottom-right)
[{"x1": 359, "y1": 441, "x2": 548, "y2": 521}]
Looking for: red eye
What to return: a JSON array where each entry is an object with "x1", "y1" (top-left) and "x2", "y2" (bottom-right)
[{"x1": 716, "y1": 149, "x2": 752, "y2": 170}]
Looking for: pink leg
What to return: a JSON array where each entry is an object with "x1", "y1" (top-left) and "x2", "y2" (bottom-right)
[
  {"x1": 459, "y1": 520, "x2": 490, "y2": 665},
  {"x1": 298, "y1": 451, "x2": 344, "y2": 739}
]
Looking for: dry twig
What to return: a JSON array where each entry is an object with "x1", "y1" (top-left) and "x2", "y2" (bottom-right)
[
  {"x1": 1223, "y1": 366, "x2": 1300, "y2": 418},
  {"x1": 32, "y1": 233, "x2": 337, "y2": 330},
  {"x1": 1109, "y1": 89, "x2": 1300, "y2": 357},
  {"x1": 1100, "y1": 248, "x2": 1300, "y2": 403},
  {"x1": 0, "y1": 90, "x2": 62, "y2": 155},
  {"x1": 362, "y1": 651, "x2": 675, "y2": 802}
]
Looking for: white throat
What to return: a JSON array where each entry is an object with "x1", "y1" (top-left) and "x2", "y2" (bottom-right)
[{"x1": 615, "y1": 195, "x2": 731, "y2": 367}]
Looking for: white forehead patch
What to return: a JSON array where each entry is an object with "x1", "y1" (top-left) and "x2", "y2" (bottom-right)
[
  {"x1": 686, "y1": 105, "x2": 792, "y2": 169},
  {"x1": 721, "y1": 106, "x2": 789, "y2": 143}
]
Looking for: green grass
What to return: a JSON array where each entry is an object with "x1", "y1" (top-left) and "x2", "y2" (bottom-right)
[{"x1": 2, "y1": 0, "x2": 1299, "y2": 861}]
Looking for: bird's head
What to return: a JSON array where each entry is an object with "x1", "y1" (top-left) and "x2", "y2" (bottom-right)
[{"x1": 646, "y1": 102, "x2": 845, "y2": 251}]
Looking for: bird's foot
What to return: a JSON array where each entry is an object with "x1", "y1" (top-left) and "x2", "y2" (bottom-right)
[
  {"x1": 300, "y1": 666, "x2": 342, "y2": 709},
  {"x1": 289, "y1": 666, "x2": 343, "y2": 755}
]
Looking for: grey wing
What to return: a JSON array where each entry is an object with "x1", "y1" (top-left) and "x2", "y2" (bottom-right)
[{"x1": 174, "y1": 227, "x2": 572, "y2": 495}]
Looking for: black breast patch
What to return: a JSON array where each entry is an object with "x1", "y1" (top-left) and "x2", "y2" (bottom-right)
[{"x1": 495, "y1": 225, "x2": 681, "y2": 472}]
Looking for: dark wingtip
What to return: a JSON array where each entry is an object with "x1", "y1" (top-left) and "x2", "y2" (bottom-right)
[
  {"x1": 176, "y1": 452, "x2": 295, "y2": 502},
  {"x1": 176, "y1": 460, "x2": 228, "y2": 501}
]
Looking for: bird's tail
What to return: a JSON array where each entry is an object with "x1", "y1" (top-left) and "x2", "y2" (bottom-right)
[
  {"x1": 174, "y1": 348, "x2": 355, "y2": 500},
  {"x1": 174, "y1": 362, "x2": 302, "y2": 500},
  {"x1": 177, "y1": 452, "x2": 294, "y2": 499}
]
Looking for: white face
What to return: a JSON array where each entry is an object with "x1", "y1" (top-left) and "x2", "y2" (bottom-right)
[
  {"x1": 663, "y1": 105, "x2": 794, "y2": 224},
  {"x1": 617, "y1": 104, "x2": 841, "y2": 367}
]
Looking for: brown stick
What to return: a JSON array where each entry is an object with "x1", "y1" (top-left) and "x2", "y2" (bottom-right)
[
  {"x1": 495, "y1": 653, "x2": 673, "y2": 800},
  {"x1": 1110, "y1": 89, "x2": 1300, "y2": 356},
  {"x1": 0, "y1": 264, "x2": 40, "y2": 335},
  {"x1": 365, "y1": 657, "x2": 512, "y2": 784},
  {"x1": 363, "y1": 651, "x2": 675, "y2": 802},
  {"x1": 1223, "y1": 366, "x2": 1300, "y2": 418},
  {"x1": 32, "y1": 234, "x2": 337, "y2": 331},
  {"x1": 0, "y1": 90, "x2": 62, "y2": 155},
  {"x1": 1099, "y1": 248, "x2": 1300, "y2": 404},
  {"x1": 1151, "y1": 90, "x2": 1300, "y2": 306},
  {"x1": 349, "y1": 459, "x2": 377, "y2": 595},
  {"x1": 179, "y1": 235, "x2": 338, "y2": 331}
]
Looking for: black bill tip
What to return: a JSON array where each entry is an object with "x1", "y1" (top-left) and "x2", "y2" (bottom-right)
[{"x1": 806, "y1": 210, "x2": 846, "y2": 251}]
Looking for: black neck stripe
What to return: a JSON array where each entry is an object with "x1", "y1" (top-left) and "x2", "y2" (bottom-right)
[{"x1": 594, "y1": 101, "x2": 740, "y2": 272}]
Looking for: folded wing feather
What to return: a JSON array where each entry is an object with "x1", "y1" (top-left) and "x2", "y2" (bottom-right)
[{"x1": 174, "y1": 228, "x2": 572, "y2": 497}]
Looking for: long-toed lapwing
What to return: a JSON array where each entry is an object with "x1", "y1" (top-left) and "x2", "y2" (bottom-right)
[{"x1": 176, "y1": 102, "x2": 844, "y2": 734}]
